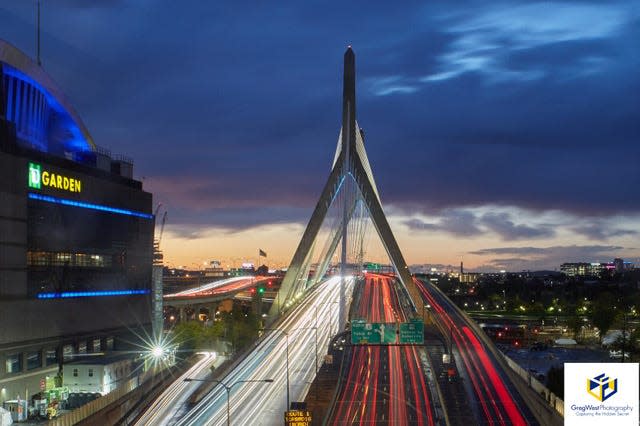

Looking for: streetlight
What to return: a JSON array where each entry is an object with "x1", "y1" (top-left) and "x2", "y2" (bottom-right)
[
  {"x1": 295, "y1": 325, "x2": 318, "y2": 400},
  {"x1": 318, "y1": 300, "x2": 339, "y2": 337},
  {"x1": 184, "y1": 378, "x2": 273, "y2": 425},
  {"x1": 262, "y1": 328, "x2": 290, "y2": 409},
  {"x1": 262, "y1": 325, "x2": 319, "y2": 408}
]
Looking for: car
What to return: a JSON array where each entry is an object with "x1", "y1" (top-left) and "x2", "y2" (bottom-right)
[{"x1": 609, "y1": 350, "x2": 630, "y2": 359}]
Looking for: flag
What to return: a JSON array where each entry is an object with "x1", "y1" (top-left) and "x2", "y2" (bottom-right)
[{"x1": 259, "y1": 249, "x2": 267, "y2": 257}]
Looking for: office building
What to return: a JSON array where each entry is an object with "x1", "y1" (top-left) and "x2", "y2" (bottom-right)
[{"x1": 0, "y1": 39, "x2": 154, "y2": 401}]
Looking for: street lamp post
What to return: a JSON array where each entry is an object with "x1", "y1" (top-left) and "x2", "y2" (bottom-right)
[
  {"x1": 262, "y1": 328, "x2": 290, "y2": 409},
  {"x1": 263, "y1": 324, "x2": 319, "y2": 408},
  {"x1": 318, "y1": 300, "x2": 339, "y2": 337},
  {"x1": 184, "y1": 378, "x2": 273, "y2": 426}
]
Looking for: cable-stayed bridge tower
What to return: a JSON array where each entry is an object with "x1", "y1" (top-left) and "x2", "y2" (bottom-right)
[{"x1": 270, "y1": 47, "x2": 424, "y2": 327}]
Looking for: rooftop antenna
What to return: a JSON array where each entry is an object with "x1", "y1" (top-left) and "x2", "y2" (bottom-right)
[{"x1": 36, "y1": 0, "x2": 41, "y2": 66}]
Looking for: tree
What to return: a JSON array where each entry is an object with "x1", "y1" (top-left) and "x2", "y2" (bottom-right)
[
  {"x1": 566, "y1": 315, "x2": 583, "y2": 341},
  {"x1": 590, "y1": 292, "x2": 616, "y2": 343}
]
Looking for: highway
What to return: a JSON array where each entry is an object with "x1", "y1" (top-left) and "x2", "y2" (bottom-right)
[
  {"x1": 329, "y1": 273, "x2": 436, "y2": 425},
  {"x1": 174, "y1": 276, "x2": 354, "y2": 426},
  {"x1": 164, "y1": 276, "x2": 269, "y2": 298},
  {"x1": 415, "y1": 278, "x2": 535, "y2": 425},
  {"x1": 134, "y1": 352, "x2": 223, "y2": 426}
]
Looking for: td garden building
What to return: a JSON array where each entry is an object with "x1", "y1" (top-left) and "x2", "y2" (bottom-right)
[{"x1": 0, "y1": 40, "x2": 154, "y2": 400}]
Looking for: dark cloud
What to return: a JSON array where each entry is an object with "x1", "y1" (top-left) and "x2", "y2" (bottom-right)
[
  {"x1": 469, "y1": 247, "x2": 548, "y2": 256},
  {"x1": 469, "y1": 244, "x2": 629, "y2": 271},
  {"x1": 571, "y1": 224, "x2": 638, "y2": 240},
  {"x1": 480, "y1": 212, "x2": 555, "y2": 240},
  {"x1": 404, "y1": 210, "x2": 483, "y2": 237},
  {"x1": 0, "y1": 1, "x2": 638, "y2": 229}
]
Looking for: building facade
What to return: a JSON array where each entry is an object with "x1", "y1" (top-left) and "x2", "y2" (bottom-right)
[
  {"x1": 0, "y1": 40, "x2": 154, "y2": 402},
  {"x1": 560, "y1": 258, "x2": 632, "y2": 277}
]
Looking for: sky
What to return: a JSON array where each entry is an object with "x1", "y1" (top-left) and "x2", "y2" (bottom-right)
[{"x1": 1, "y1": 1, "x2": 639, "y2": 272}]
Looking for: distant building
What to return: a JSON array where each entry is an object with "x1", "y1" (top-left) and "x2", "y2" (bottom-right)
[
  {"x1": 560, "y1": 258, "x2": 633, "y2": 277},
  {"x1": 460, "y1": 273, "x2": 480, "y2": 284}
]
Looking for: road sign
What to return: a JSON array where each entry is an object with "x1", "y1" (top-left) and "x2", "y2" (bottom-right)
[
  {"x1": 399, "y1": 319, "x2": 424, "y2": 344},
  {"x1": 351, "y1": 321, "x2": 397, "y2": 344},
  {"x1": 285, "y1": 410, "x2": 312, "y2": 425}
]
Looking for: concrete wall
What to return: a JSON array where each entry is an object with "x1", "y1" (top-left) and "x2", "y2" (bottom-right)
[{"x1": 502, "y1": 354, "x2": 565, "y2": 417}]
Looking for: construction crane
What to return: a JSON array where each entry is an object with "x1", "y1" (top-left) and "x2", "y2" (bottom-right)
[
  {"x1": 153, "y1": 208, "x2": 167, "y2": 265},
  {"x1": 157, "y1": 211, "x2": 167, "y2": 248}
]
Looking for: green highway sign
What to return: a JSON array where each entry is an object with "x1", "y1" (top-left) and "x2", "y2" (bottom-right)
[
  {"x1": 351, "y1": 320, "x2": 398, "y2": 344},
  {"x1": 399, "y1": 319, "x2": 424, "y2": 344}
]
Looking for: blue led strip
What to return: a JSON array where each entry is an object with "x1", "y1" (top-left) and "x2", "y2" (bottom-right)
[
  {"x1": 28, "y1": 193, "x2": 153, "y2": 219},
  {"x1": 37, "y1": 289, "x2": 150, "y2": 299}
]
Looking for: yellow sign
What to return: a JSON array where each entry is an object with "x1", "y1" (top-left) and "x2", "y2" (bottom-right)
[
  {"x1": 284, "y1": 410, "x2": 312, "y2": 425},
  {"x1": 29, "y1": 162, "x2": 82, "y2": 193}
]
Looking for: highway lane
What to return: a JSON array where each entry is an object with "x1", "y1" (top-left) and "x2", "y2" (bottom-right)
[
  {"x1": 416, "y1": 278, "x2": 535, "y2": 425},
  {"x1": 175, "y1": 276, "x2": 354, "y2": 426},
  {"x1": 165, "y1": 276, "x2": 271, "y2": 298},
  {"x1": 330, "y1": 274, "x2": 435, "y2": 425},
  {"x1": 134, "y1": 352, "x2": 222, "y2": 426}
]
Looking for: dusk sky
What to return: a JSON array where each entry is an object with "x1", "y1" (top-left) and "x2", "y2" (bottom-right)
[{"x1": 1, "y1": 1, "x2": 638, "y2": 271}]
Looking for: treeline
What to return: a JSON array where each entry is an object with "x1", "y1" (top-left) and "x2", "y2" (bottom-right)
[{"x1": 170, "y1": 307, "x2": 261, "y2": 355}]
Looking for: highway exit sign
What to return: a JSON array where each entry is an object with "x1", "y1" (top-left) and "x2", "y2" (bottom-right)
[
  {"x1": 351, "y1": 320, "x2": 397, "y2": 344},
  {"x1": 351, "y1": 319, "x2": 424, "y2": 345},
  {"x1": 399, "y1": 319, "x2": 424, "y2": 344}
]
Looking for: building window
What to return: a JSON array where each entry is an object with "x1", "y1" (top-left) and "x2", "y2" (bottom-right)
[
  {"x1": 26, "y1": 351, "x2": 42, "y2": 371},
  {"x1": 78, "y1": 342, "x2": 87, "y2": 354},
  {"x1": 45, "y1": 349, "x2": 58, "y2": 366},
  {"x1": 92, "y1": 339, "x2": 101, "y2": 352},
  {"x1": 88, "y1": 368, "x2": 93, "y2": 377},
  {"x1": 63, "y1": 344, "x2": 74, "y2": 361},
  {"x1": 73, "y1": 368, "x2": 78, "y2": 377},
  {"x1": 27, "y1": 251, "x2": 112, "y2": 268},
  {"x1": 106, "y1": 337, "x2": 114, "y2": 350},
  {"x1": 5, "y1": 354, "x2": 22, "y2": 373}
]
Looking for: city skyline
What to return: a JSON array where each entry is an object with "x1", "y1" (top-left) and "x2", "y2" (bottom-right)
[{"x1": 1, "y1": 1, "x2": 638, "y2": 271}]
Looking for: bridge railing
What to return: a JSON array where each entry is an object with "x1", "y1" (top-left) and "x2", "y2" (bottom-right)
[{"x1": 501, "y1": 354, "x2": 565, "y2": 417}]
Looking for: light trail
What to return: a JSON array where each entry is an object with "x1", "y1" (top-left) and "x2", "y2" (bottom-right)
[
  {"x1": 164, "y1": 276, "x2": 253, "y2": 297},
  {"x1": 416, "y1": 278, "x2": 530, "y2": 426},
  {"x1": 135, "y1": 352, "x2": 220, "y2": 426},
  {"x1": 175, "y1": 276, "x2": 354, "y2": 426},
  {"x1": 330, "y1": 273, "x2": 435, "y2": 425}
]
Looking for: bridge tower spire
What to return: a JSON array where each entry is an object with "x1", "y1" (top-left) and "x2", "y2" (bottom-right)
[{"x1": 270, "y1": 47, "x2": 424, "y2": 325}]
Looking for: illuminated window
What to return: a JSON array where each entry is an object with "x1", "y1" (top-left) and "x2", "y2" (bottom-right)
[
  {"x1": 46, "y1": 349, "x2": 58, "y2": 366},
  {"x1": 27, "y1": 251, "x2": 112, "y2": 268},
  {"x1": 27, "y1": 351, "x2": 41, "y2": 370},
  {"x1": 5, "y1": 354, "x2": 22, "y2": 373},
  {"x1": 63, "y1": 344, "x2": 73, "y2": 361}
]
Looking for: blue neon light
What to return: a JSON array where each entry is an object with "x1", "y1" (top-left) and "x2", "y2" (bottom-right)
[
  {"x1": 37, "y1": 289, "x2": 150, "y2": 299},
  {"x1": 28, "y1": 193, "x2": 153, "y2": 219},
  {"x1": 4, "y1": 65, "x2": 94, "y2": 154}
]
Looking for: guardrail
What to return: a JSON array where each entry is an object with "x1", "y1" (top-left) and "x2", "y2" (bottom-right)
[
  {"x1": 501, "y1": 354, "x2": 564, "y2": 416},
  {"x1": 419, "y1": 279, "x2": 564, "y2": 426}
]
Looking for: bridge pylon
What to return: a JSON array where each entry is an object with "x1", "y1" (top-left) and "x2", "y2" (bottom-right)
[{"x1": 270, "y1": 47, "x2": 424, "y2": 324}]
